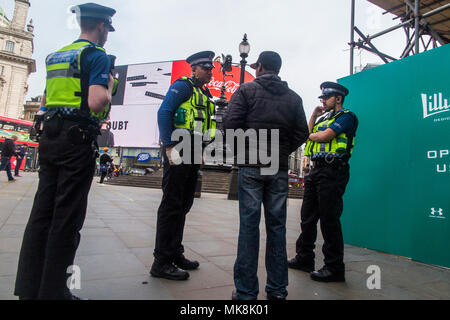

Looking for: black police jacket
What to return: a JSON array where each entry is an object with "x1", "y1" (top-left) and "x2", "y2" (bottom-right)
[{"x1": 223, "y1": 73, "x2": 308, "y2": 171}]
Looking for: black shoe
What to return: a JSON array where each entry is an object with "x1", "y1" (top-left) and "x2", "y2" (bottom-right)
[
  {"x1": 70, "y1": 295, "x2": 88, "y2": 300},
  {"x1": 310, "y1": 266, "x2": 345, "y2": 282},
  {"x1": 267, "y1": 293, "x2": 286, "y2": 300},
  {"x1": 174, "y1": 255, "x2": 199, "y2": 270},
  {"x1": 150, "y1": 262, "x2": 189, "y2": 280},
  {"x1": 288, "y1": 256, "x2": 314, "y2": 273}
]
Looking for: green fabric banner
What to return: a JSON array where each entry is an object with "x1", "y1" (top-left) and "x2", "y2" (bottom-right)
[{"x1": 339, "y1": 44, "x2": 450, "y2": 268}]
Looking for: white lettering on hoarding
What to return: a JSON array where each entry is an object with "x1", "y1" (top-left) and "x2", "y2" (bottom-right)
[
  {"x1": 422, "y1": 93, "x2": 450, "y2": 119},
  {"x1": 427, "y1": 150, "x2": 449, "y2": 174}
]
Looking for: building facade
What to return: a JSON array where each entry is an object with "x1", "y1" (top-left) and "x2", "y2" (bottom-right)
[
  {"x1": 0, "y1": 0, "x2": 36, "y2": 119},
  {"x1": 23, "y1": 94, "x2": 41, "y2": 121}
]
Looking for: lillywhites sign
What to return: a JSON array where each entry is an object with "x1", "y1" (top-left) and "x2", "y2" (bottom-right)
[
  {"x1": 137, "y1": 153, "x2": 151, "y2": 162},
  {"x1": 421, "y1": 92, "x2": 450, "y2": 120}
]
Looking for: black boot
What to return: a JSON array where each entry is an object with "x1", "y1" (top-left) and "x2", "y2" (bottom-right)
[
  {"x1": 150, "y1": 261, "x2": 189, "y2": 281},
  {"x1": 310, "y1": 266, "x2": 345, "y2": 282},
  {"x1": 287, "y1": 256, "x2": 314, "y2": 273},
  {"x1": 174, "y1": 255, "x2": 199, "y2": 270}
]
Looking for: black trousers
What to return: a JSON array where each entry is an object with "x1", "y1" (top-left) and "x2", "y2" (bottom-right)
[
  {"x1": 15, "y1": 157, "x2": 24, "y2": 175},
  {"x1": 14, "y1": 120, "x2": 96, "y2": 299},
  {"x1": 295, "y1": 165, "x2": 350, "y2": 272},
  {"x1": 153, "y1": 150, "x2": 199, "y2": 265},
  {"x1": 100, "y1": 171, "x2": 107, "y2": 183}
]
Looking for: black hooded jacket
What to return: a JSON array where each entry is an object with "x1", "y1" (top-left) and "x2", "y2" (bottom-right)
[
  {"x1": 1, "y1": 138, "x2": 17, "y2": 158},
  {"x1": 223, "y1": 73, "x2": 308, "y2": 171}
]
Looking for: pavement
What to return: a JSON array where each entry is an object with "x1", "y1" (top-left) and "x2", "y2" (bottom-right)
[{"x1": 0, "y1": 172, "x2": 449, "y2": 300}]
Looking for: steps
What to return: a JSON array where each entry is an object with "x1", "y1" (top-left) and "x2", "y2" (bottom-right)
[{"x1": 105, "y1": 168, "x2": 303, "y2": 199}]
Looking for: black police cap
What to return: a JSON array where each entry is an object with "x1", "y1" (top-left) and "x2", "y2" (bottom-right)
[
  {"x1": 250, "y1": 51, "x2": 282, "y2": 73},
  {"x1": 319, "y1": 81, "x2": 349, "y2": 99},
  {"x1": 186, "y1": 51, "x2": 215, "y2": 69},
  {"x1": 71, "y1": 3, "x2": 116, "y2": 32}
]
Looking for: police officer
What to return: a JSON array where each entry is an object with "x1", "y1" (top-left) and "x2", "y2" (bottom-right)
[
  {"x1": 288, "y1": 82, "x2": 358, "y2": 282},
  {"x1": 14, "y1": 3, "x2": 117, "y2": 300},
  {"x1": 151, "y1": 51, "x2": 216, "y2": 280}
]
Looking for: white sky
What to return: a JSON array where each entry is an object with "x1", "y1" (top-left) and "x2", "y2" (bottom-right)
[{"x1": 1, "y1": 0, "x2": 409, "y2": 118}]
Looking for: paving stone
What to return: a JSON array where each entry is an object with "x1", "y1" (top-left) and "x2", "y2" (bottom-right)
[
  {"x1": 0, "y1": 276, "x2": 16, "y2": 300},
  {"x1": 0, "y1": 225, "x2": 25, "y2": 238},
  {"x1": 116, "y1": 231, "x2": 155, "y2": 248},
  {"x1": 158, "y1": 262, "x2": 233, "y2": 294},
  {"x1": 131, "y1": 247, "x2": 155, "y2": 268},
  {"x1": 0, "y1": 253, "x2": 19, "y2": 276},
  {"x1": 171, "y1": 285, "x2": 235, "y2": 300},
  {"x1": 104, "y1": 219, "x2": 154, "y2": 233},
  {"x1": 0, "y1": 237, "x2": 22, "y2": 253},
  {"x1": 74, "y1": 252, "x2": 148, "y2": 281},
  {"x1": 184, "y1": 240, "x2": 237, "y2": 258},
  {"x1": 75, "y1": 275, "x2": 173, "y2": 300},
  {"x1": 77, "y1": 235, "x2": 130, "y2": 256}
]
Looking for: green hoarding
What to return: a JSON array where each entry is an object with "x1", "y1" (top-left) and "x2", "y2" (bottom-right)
[{"x1": 338, "y1": 44, "x2": 450, "y2": 268}]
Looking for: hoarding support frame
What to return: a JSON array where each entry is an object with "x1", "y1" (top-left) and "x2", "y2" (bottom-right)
[{"x1": 349, "y1": 0, "x2": 450, "y2": 74}]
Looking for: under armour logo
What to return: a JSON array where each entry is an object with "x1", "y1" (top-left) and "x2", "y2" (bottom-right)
[{"x1": 429, "y1": 208, "x2": 445, "y2": 219}]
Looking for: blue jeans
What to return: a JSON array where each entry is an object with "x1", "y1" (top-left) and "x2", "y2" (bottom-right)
[
  {"x1": 0, "y1": 157, "x2": 14, "y2": 180},
  {"x1": 234, "y1": 167, "x2": 289, "y2": 300}
]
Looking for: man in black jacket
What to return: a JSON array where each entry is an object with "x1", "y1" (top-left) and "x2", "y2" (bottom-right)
[
  {"x1": 0, "y1": 135, "x2": 18, "y2": 182},
  {"x1": 99, "y1": 147, "x2": 113, "y2": 183},
  {"x1": 223, "y1": 51, "x2": 308, "y2": 300}
]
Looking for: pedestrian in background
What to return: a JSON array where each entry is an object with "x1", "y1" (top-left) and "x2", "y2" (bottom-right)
[
  {"x1": 99, "y1": 147, "x2": 113, "y2": 183},
  {"x1": 224, "y1": 51, "x2": 309, "y2": 300},
  {"x1": 14, "y1": 145, "x2": 26, "y2": 177},
  {"x1": 0, "y1": 135, "x2": 18, "y2": 182}
]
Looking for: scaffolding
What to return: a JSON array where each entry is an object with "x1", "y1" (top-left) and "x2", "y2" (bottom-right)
[{"x1": 350, "y1": 0, "x2": 450, "y2": 74}]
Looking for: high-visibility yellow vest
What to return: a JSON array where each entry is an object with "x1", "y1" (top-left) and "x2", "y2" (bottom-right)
[
  {"x1": 173, "y1": 77, "x2": 216, "y2": 140},
  {"x1": 45, "y1": 40, "x2": 110, "y2": 122},
  {"x1": 304, "y1": 110, "x2": 357, "y2": 159}
]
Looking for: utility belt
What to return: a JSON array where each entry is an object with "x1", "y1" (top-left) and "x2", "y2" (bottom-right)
[
  {"x1": 312, "y1": 153, "x2": 349, "y2": 170},
  {"x1": 42, "y1": 109, "x2": 101, "y2": 155}
]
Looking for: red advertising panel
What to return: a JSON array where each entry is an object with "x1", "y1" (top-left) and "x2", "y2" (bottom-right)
[{"x1": 171, "y1": 61, "x2": 255, "y2": 100}]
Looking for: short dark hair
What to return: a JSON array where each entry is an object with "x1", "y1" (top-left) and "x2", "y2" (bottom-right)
[{"x1": 80, "y1": 18, "x2": 103, "y2": 32}]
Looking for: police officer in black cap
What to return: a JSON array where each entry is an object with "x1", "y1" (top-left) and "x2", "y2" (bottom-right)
[
  {"x1": 14, "y1": 3, "x2": 117, "y2": 299},
  {"x1": 151, "y1": 51, "x2": 216, "y2": 281},
  {"x1": 288, "y1": 81, "x2": 358, "y2": 282}
]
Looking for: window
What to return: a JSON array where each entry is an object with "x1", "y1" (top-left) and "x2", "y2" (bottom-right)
[
  {"x1": 0, "y1": 65, "x2": 4, "y2": 75},
  {"x1": 5, "y1": 41, "x2": 14, "y2": 52}
]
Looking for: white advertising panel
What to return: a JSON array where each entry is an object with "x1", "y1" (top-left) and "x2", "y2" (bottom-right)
[
  {"x1": 109, "y1": 104, "x2": 160, "y2": 148},
  {"x1": 123, "y1": 62, "x2": 173, "y2": 105}
]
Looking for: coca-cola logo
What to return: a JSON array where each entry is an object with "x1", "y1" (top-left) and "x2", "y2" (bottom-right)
[{"x1": 207, "y1": 77, "x2": 240, "y2": 94}]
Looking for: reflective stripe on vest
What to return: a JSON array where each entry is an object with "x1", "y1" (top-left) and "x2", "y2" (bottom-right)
[
  {"x1": 45, "y1": 41, "x2": 108, "y2": 121},
  {"x1": 304, "y1": 110, "x2": 355, "y2": 158},
  {"x1": 173, "y1": 77, "x2": 216, "y2": 140}
]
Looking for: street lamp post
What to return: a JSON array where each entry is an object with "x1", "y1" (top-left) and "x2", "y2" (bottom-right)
[
  {"x1": 228, "y1": 34, "x2": 250, "y2": 201},
  {"x1": 239, "y1": 33, "x2": 250, "y2": 84}
]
